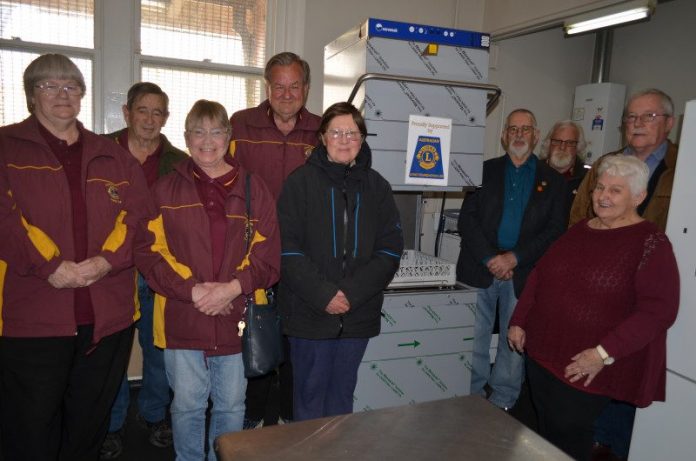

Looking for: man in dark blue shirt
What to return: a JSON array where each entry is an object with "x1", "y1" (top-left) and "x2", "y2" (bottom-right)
[{"x1": 456, "y1": 108, "x2": 567, "y2": 410}]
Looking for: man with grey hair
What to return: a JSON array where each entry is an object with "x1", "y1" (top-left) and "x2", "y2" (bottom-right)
[
  {"x1": 570, "y1": 88, "x2": 676, "y2": 231},
  {"x1": 230, "y1": 51, "x2": 320, "y2": 200},
  {"x1": 568, "y1": 88, "x2": 678, "y2": 460},
  {"x1": 456, "y1": 108, "x2": 567, "y2": 411},
  {"x1": 229, "y1": 51, "x2": 321, "y2": 429},
  {"x1": 539, "y1": 120, "x2": 588, "y2": 221}
]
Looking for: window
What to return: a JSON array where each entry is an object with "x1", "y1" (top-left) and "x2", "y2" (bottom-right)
[
  {"x1": 0, "y1": 0, "x2": 94, "y2": 127},
  {"x1": 139, "y1": 0, "x2": 268, "y2": 149}
]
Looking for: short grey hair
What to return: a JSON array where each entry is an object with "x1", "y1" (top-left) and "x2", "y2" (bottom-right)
[
  {"x1": 625, "y1": 88, "x2": 674, "y2": 117},
  {"x1": 539, "y1": 120, "x2": 587, "y2": 160},
  {"x1": 126, "y1": 82, "x2": 170, "y2": 115},
  {"x1": 596, "y1": 154, "x2": 649, "y2": 196},
  {"x1": 504, "y1": 108, "x2": 537, "y2": 128},
  {"x1": 23, "y1": 54, "x2": 86, "y2": 113},
  {"x1": 264, "y1": 52, "x2": 310, "y2": 86}
]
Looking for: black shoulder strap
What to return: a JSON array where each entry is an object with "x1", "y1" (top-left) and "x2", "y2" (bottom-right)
[{"x1": 245, "y1": 173, "x2": 252, "y2": 250}]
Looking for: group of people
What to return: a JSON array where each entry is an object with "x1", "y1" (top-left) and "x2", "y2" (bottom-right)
[
  {"x1": 458, "y1": 89, "x2": 680, "y2": 460},
  {"x1": 0, "y1": 51, "x2": 402, "y2": 461},
  {"x1": 0, "y1": 45, "x2": 682, "y2": 461}
]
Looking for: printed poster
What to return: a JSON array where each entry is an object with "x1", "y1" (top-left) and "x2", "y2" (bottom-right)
[{"x1": 405, "y1": 115, "x2": 452, "y2": 186}]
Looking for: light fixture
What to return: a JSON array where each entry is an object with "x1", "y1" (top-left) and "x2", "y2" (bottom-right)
[{"x1": 564, "y1": 0, "x2": 655, "y2": 36}]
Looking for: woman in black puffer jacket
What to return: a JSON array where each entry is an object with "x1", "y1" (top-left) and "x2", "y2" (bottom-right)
[{"x1": 277, "y1": 102, "x2": 403, "y2": 421}]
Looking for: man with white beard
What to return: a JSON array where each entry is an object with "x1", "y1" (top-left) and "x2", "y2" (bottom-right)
[
  {"x1": 538, "y1": 120, "x2": 588, "y2": 222},
  {"x1": 456, "y1": 108, "x2": 567, "y2": 410}
]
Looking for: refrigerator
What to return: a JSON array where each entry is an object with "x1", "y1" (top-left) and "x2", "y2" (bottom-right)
[{"x1": 630, "y1": 99, "x2": 696, "y2": 460}]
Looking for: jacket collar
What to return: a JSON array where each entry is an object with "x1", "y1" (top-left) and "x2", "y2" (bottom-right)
[
  {"x1": 7, "y1": 116, "x2": 121, "y2": 164},
  {"x1": 308, "y1": 141, "x2": 372, "y2": 185},
  {"x1": 174, "y1": 154, "x2": 246, "y2": 200}
]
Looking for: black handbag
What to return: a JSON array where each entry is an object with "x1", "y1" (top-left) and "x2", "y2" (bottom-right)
[{"x1": 241, "y1": 174, "x2": 283, "y2": 378}]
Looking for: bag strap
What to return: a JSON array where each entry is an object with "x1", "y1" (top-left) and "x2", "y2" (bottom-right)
[
  {"x1": 243, "y1": 174, "x2": 272, "y2": 307},
  {"x1": 245, "y1": 172, "x2": 252, "y2": 251}
]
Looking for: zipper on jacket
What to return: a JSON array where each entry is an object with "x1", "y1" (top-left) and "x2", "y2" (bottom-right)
[{"x1": 337, "y1": 166, "x2": 352, "y2": 338}]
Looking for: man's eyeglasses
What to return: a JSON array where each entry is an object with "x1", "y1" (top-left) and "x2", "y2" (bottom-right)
[
  {"x1": 550, "y1": 139, "x2": 579, "y2": 148},
  {"x1": 187, "y1": 128, "x2": 229, "y2": 140},
  {"x1": 623, "y1": 113, "x2": 669, "y2": 124},
  {"x1": 506, "y1": 125, "x2": 534, "y2": 136},
  {"x1": 35, "y1": 83, "x2": 83, "y2": 97},
  {"x1": 326, "y1": 129, "x2": 362, "y2": 142}
]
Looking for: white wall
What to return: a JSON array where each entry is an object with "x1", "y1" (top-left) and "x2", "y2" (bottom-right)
[
  {"x1": 485, "y1": 28, "x2": 595, "y2": 158},
  {"x1": 483, "y1": 0, "x2": 629, "y2": 37},
  {"x1": 610, "y1": 0, "x2": 696, "y2": 139}
]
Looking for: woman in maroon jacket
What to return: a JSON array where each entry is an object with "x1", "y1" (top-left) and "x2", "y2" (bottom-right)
[
  {"x1": 508, "y1": 154, "x2": 679, "y2": 461},
  {"x1": 0, "y1": 54, "x2": 150, "y2": 460},
  {"x1": 136, "y1": 100, "x2": 280, "y2": 461}
]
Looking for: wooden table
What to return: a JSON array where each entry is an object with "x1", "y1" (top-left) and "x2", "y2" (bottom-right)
[{"x1": 215, "y1": 396, "x2": 570, "y2": 460}]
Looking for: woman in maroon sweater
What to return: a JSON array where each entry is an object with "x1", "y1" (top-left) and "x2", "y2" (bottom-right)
[{"x1": 508, "y1": 154, "x2": 679, "y2": 461}]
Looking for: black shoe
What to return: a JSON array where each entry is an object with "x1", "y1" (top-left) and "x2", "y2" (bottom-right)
[
  {"x1": 99, "y1": 428, "x2": 124, "y2": 460},
  {"x1": 242, "y1": 418, "x2": 263, "y2": 430},
  {"x1": 137, "y1": 414, "x2": 173, "y2": 448}
]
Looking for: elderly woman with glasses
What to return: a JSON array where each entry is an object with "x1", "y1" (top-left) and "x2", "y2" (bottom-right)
[
  {"x1": 136, "y1": 99, "x2": 280, "y2": 461},
  {"x1": 0, "y1": 54, "x2": 151, "y2": 460},
  {"x1": 277, "y1": 102, "x2": 403, "y2": 421},
  {"x1": 507, "y1": 154, "x2": 679, "y2": 461}
]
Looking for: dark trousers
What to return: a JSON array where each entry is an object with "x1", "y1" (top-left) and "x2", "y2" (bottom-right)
[
  {"x1": 0, "y1": 325, "x2": 134, "y2": 461},
  {"x1": 289, "y1": 336, "x2": 368, "y2": 422},
  {"x1": 527, "y1": 359, "x2": 610, "y2": 461},
  {"x1": 593, "y1": 400, "x2": 636, "y2": 458},
  {"x1": 244, "y1": 335, "x2": 293, "y2": 424}
]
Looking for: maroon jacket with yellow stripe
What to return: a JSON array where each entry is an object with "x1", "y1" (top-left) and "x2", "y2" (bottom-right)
[
  {"x1": 230, "y1": 99, "x2": 320, "y2": 201},
  {"x1": 0, "y1": 116, "x2": 151, "y2": 342},
  {"x1": 135, "y1": 156, "x2": 280, "y2": 352}
]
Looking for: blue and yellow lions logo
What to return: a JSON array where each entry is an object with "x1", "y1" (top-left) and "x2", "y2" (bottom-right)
[{"x1": 409, "y1": 136, "x2": 444, "y2": 179}]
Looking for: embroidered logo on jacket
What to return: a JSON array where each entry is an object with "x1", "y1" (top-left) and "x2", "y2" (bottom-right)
[{"x1": 107, "y1": 184, "x2": 122, "y2": 204}]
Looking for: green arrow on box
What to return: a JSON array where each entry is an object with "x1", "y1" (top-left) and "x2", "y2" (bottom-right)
[{"x1": 398, "y1": 340, "x2": 421, "y2": 348}]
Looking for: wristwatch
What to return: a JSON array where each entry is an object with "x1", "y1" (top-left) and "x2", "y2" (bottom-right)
[{"x1": 596, "y1": 345, "x2": 615, "y2": 365}]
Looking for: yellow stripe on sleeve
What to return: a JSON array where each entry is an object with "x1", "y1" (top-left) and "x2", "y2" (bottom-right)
[
  {"x1": 236, "y1": 229, "x2": 267, "y2": 271},
  {"x1": 254, "y1": 288, "x2": 268, "y2": 305},
  {"x1": 133, "y1": 270, "x2": 141, "y2": 322},
  {"x1": 153, "y1": 293, "x2": 167, "y2": 348},
  {"x1": 147, "y1": 214, "x2": 193, "y2": 279},
  {"x1": 20, "y1": 215, "x2": 60, "y2": 261},
  {"x1": 102, "y1": 210, "x2": 128, "y2": 253}
]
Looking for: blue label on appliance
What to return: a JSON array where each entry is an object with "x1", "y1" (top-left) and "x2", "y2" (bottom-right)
[
  {"x1": 367, "y1": 18, "x2": 490, "y2": 49},
  {"x1": 409, "y1": 136, "x2": 445, "y2": 179}
]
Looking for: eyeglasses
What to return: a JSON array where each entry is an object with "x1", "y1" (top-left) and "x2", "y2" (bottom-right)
[
  {"x1": 550, "y1": 138, "x2": 579, "y2": 148},
  {"x1": 326, "y1": 129, "x2": 362, "y2": 142},
  {"x1": 506, "y1": 125, "x2": 534, "y2": 136},
  {"x1": 35, "y1": 83, "x2": 83, "y2": 97},
  {"x1": 622, "y1": 113, "x2": 669, "y2": 124},
  {"x1": 187, "y1": 128, "x2": 229, "y2": 140}
]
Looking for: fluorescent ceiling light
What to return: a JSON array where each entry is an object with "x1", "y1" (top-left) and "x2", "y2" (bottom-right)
[{"x1": 565, "y1": 0, "x2": 655, "y2": 36}]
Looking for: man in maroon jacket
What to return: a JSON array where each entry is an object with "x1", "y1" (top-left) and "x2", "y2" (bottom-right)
[
  {"x1": 230, "y1": 51, "x2": 321, "y2": 428},
  {"x1": 230, "y1": 52, "x2": 321, "y2": 200}
]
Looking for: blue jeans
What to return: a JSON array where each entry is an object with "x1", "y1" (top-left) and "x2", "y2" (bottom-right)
[
  {"x1": 164, "y1": 350, "x2": 246, "y2": 461},
  {"x1": 109, "y1": 275, "x2": 171, "y2": 431},
  {"x1": 289, "y1": 336, "x2": 369, "y2": 421},
  {"x1": 470, "y1": 278, "x2": 524, "y2": 409}
]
